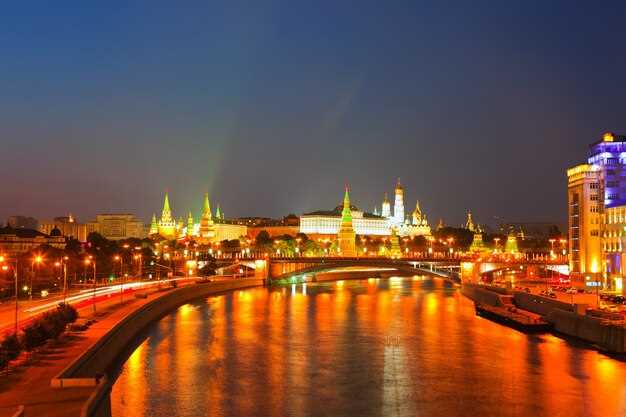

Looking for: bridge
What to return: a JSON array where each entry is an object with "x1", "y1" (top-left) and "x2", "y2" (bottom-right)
[{"x1": 216, "y1": 256, "x2": 568, "y2": 285}]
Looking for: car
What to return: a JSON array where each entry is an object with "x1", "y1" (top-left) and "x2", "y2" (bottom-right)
[{"x1": 566, "y1": 288, "x2": 578, "y2": 294}]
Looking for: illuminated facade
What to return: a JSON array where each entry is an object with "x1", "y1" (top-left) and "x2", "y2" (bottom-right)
[
  {"x1": 567, "y1": 163, "x2": 602, "y2": 284},
  {"x1": 86, "y1": 214, "x2": 145, "y2": 240},
  {"x1": 153, "y1": 192, "x2": 245, "y2": 242},
  {"x1": 39, "y1": 214, "x2": 87, "y2": 242},
  {"x1": 300, "y1": 206, "x2": 389, "y2": 236},
  {"x1": 0, "y1": 226, "x2": 66, "y2": 256},
  {"x1": 157, "y1": 192, "x2": 177, "y2": 239},
  {"x1": 392, "y1": 179, "x2": 405, "y2": 227},
  {"x1": 301, "y1": 180, "x2": 432, "y2": 238},
  {"x1": 337, "y1": 187, "x2": 357, "y2": 256}
]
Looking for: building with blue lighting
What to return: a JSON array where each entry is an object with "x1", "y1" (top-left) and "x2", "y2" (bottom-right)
[{"x1": 568, "y1": 132, "x2": 626, "y2": 292}]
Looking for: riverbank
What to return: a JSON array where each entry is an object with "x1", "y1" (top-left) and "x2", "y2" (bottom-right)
[
  {"x1": 0, "y1": 278, "x2": 263, "y2": 417},
  {"x1": 462, "y1": 283, "x2": 626, "y2": 354}
]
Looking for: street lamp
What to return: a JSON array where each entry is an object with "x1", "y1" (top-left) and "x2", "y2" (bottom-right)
[
  {"x1": 30, "y1": 255, "x2": 43, "y2": 301},
  {"x1": 85, "y1": 258, "x2": 97, "y2": 313},
  {"x1": 114, "y1": 255, "x2": 124, "y2": 303}
]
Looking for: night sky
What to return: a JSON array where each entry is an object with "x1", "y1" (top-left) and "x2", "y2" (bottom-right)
[{"x1": 2, "y1": 1, "x2": 626, "y2": 228}]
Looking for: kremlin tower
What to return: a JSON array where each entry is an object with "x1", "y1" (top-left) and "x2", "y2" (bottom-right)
[
  {"x1": 157, "y1": 192, "x2": 177, "y2": 239},
  {"x1": 337, "y1": 186, "x2": 357, "y2": 257},
  {"x1": 149, "y1": 213, "x2": 158, "y2": 236},
  {"x1": 198, "y1": 192, "x2": 215, "y2": 241}
]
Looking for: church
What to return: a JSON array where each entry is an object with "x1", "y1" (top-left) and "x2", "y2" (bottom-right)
[{"x1": 376, "y1": 179, "x2": 432, "y2": 237}]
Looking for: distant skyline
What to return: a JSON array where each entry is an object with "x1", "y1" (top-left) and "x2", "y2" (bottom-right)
[{"x1": 1, "y1": 1, "x2": 626, "y2": 227}]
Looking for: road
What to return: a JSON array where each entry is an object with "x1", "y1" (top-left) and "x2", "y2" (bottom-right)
[{"x1": 0, "y1": 277, "x2": 198, "y2": 335}]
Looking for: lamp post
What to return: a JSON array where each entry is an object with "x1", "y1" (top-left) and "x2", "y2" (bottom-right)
[
  {"x1": 30, "y1": 255, "x2": 43, "y2": 301},
  {"x1": 85, "y1": 258, "x2": 97, "y2": 313},
  {"x1": 114, "y1": 255, "x2": 124, "y2": 303}
]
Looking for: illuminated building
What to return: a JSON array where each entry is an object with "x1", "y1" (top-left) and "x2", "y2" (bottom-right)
[
  {"x1": 504, "y1": 230, "x2": 518, "y2": 254},
  {"x1": 157, "y1": 192, "x2": 177, "y2": 239},
  {"x1": 85, "y1": 214, "x2": 145, "y2": 240},
  {"x1": 567, "y1": 163, "x2": 603, "y2": 287},
  {"x1": 148, "y1": 214, "x2": 158, "y2": 236},
  {"x1": 198, "y1": 193, "x2": 216, "y2": 241},
  {"x1": 300, "y1": 206, "x2": 389, "y2": 237},
  {"x1": 301, "y1": 181, "x2": 431, "y2": 238},
  {"x1": 153, "y1": 192, "x2": 245, "y2": 242},
  {"x1": 337, "y1": 187, "x2": 357, "y2": 256},
  {"x1": 186, "y1": 212, "x2": 194, "y2": 237},
  {"x1": 469, "y1": 226, "x2": 486, "y2": 253},
  {"x1": 39, "y1": 214, "x2": 87, "y2": 242},
  {"x1": 392, "y1": 178, "x2": 405, "y2": 227},
  {"x1": 464, "y1": 211, "x2": 475, "y2": 232},
  {"x1": 381, "y1": 193, "x2": 391, "y2": 218},
  {"x1": 0, "y1": 226, "x2": 66, "y2": 256}
]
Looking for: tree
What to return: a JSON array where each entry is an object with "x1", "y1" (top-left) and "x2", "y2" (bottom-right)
[
  {"x1": 255, "y1": 230, "x2": 272, "y2": 246},
  {"x1": 1, "y1": 333, "x2": 21, "y2": 364}
]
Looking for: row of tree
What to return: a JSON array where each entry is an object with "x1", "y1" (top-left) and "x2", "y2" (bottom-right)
[{"x1": 0, "y1": 304, "x2": 78, "y2": 371}]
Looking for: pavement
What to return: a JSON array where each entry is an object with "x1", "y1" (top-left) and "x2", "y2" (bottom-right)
[{"x1": 0, "y1": 280, "x2": 196, "y2": 417}]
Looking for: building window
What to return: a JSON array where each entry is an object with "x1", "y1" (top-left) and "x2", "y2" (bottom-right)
[{"x1": 607, "y1": 180, "x2": 619, "y2": 188}]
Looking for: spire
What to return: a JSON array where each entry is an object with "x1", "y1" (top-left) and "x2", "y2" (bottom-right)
[
  {"x1": 161, "y1": 192, "x2": 173, "y2": 222},
  {"x1": 337, "y1": 185, "x2": 356, "y2": 256},
  {"x1": 187, "y1": 212, "x2": 194, "y2": 236},
  {"x1": 465, "y1": 211, "x2": 475, "y2": 232},
  {"x1": 216, "y1": 204, "x2": 222, "y2": 220},
  {"x1": 412, "y1": 200, "x2": 422, "y2": 225},
  {"x1": 202, "y1": 192, "x2": 212, "y2": 220},
  {"x1": 149, "y1": 213, "x2": 158, "y2": 235},
  {"x1": 342, "y1": 186, "x2": 352, "y2": 223}
]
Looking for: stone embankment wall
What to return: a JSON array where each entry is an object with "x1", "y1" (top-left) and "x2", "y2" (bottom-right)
[
  {"x1": 462, "y1": 284, "x2": 625, "y2": 353},
  {"x1": 547, "y1": 309, "x2": 626, "y2": 353},
  {"x1": 512, "y1": 292, "x2": 587, "y2": 315}
]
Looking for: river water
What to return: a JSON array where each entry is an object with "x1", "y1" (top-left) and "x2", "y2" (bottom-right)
[{"x1": 110, "y1": 277, "x2": 626, "y2": 417}]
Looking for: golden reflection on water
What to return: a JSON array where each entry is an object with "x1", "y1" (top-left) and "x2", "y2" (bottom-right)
[{"x1": 111, "y1": 278, "x2": 626, "y2": 417}]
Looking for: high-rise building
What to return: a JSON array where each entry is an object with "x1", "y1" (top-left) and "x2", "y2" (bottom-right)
[
  {"x1": 337, "y1": 187, "x2": 357, "y2": 257},
  {"x1": 566, "y1": 132, "x2": 626, "y2": 289},
  {"x1": 567, "y1": 164, "x2": 602, "y2": 284}
]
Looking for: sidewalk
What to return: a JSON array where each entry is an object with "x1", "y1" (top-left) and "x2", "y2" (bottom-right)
[{"x1": 0, "y1": 284, "x2": 179, "y2": 417}]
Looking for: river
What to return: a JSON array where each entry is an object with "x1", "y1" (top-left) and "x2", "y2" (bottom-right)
[{"x1": 110, "y1": 277, "x2": 626, "y2": 417}]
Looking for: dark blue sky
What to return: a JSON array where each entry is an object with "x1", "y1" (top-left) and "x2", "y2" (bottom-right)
[{"x1": 1, "y1": 1, "x2": 625, "y2": 227}]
